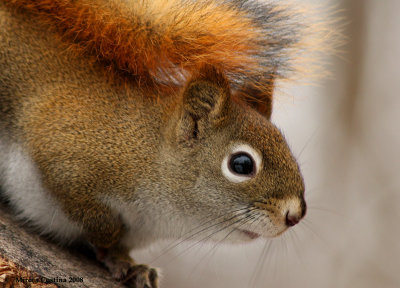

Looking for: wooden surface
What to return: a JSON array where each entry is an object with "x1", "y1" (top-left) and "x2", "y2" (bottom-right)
[{"x1": 0, "y1": 202, "x2": 125, "y2": 288}]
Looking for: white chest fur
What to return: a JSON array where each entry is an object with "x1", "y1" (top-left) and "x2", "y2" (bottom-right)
[{"x1": 0, "y1": 140, "x2": 82, "y2": 243}]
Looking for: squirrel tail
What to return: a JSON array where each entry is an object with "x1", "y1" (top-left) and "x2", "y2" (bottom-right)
[{"x1": 4, "y1": 0, "x2": 335, "y2": 116}]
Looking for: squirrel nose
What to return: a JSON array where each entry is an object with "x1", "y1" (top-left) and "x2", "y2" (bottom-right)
[
  {"x1": 285, "y1": 211, "x2": 301, "y2": 226},
  {"x1": 285, "y1": 198, "x2": 306, "y2": 227}
]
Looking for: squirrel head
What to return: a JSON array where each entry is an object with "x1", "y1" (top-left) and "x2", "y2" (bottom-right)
[{"x1": 157, "y1": 65, "x2": 306, "y2": 242}]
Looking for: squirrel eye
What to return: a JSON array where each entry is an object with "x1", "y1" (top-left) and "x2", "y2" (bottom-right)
[
  {"x1": 221, "y1": 144, "x2": 261, "y2": 183},
  {"x1": 229, "y1": 153, "x2": 254, "y2": 175}
]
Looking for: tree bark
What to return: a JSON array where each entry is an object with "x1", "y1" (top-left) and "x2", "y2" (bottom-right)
[{"x1": 0, "y1": 202, "x2": 125, "y2": 288}]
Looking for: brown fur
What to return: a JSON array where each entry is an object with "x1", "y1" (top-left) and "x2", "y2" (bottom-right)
[
  {"x1": 2, "y1": 0, "x2": 322, "y2": 117},
  {"x1": 0, "y1": 1, "x2": 309, "y2": 287}
]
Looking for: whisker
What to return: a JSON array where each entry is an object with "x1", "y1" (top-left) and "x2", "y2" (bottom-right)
[
  {"x1": 162, "y1": 212, "x2": 256, "y2": 265},
  {"x1": 150, "y1": 206, "x2": 254, "y2": 263},
  {"x1": 249, "y1": 239, "x2": 273, "y2": 288},
  {"x1": 300, "y1": 219, "x2": 330, "y2": 247},
  {"x1": 151, "y1": 206, "x2": 256, "y2": 264},
  {"x1": 282, "y1": 233, "x2": 291, "y2": 283},
  {"x1": 188, "y1": 213, "x2": 260, "y2": 275},
  {"x1": 308, "y1": 205, "x2": 345, "y2": 217},
  {"x1": 297, "y1": 126, "x2": 320, "y2": 161},
  {"x1": 211, "y1": 213, "x2": 261, "y2": 248},
  {"x1": 302, "y1": 185, "x2": 324, "y2": 200},
  {"x1": 288, "y1": 229, "x2": 302, "y2": 265}
]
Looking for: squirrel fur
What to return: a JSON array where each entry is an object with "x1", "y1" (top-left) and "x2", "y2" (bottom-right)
[{"x1": 0, "y1": 0, "x2": 315, "y2": 287}]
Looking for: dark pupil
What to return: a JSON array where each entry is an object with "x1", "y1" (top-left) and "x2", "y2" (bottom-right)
[{"x1": 230, "y1": 153, "x2": 254, "y2": 175}]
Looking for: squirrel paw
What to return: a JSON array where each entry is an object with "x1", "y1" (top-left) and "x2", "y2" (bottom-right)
[
  {"x1": 96, "y1": 247, "x2": 159, "y2": 287},
  {"x1": 122, "y1": 264, "x2": 159, "y2": 288}
]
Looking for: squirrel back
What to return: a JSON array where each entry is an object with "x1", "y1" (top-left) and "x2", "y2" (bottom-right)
[{"x1": 3, "y1": 0, "x2": 322, "y2": 118}]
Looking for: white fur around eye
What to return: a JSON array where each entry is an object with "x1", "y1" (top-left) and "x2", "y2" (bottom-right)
[{"x1": 221, "y1": 143, "x2": 262, "y2": 183}]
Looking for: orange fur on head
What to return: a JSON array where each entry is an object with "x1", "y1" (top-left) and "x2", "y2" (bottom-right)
[{"x1": 4, "y1": 0, "x2": 331, "y2": 116}]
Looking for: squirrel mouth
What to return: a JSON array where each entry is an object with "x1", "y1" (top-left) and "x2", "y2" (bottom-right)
[{"x1": 238, "y1": 229, "x2": 261, "y2": 239}]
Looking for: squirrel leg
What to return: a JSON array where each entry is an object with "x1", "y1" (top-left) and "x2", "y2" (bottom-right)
[
  {"x1": 63, "y1": 201, "x2": 158, "y2": 287},
  {"x1": 96, "y1": 245, "x2": 159, "y2": 288}
]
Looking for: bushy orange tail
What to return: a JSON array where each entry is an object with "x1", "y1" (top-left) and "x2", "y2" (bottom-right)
[{"x1": 4, "y1": 0, "x2": 323, "y2": 116}]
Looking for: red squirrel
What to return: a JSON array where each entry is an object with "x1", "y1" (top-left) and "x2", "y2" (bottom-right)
[{"x1": 0, "y1": 0, "x2": 334, "y2": 287}]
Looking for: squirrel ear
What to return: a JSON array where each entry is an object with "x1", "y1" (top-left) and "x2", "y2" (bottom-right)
[
  {"x1": 182, "y1": 65, "x2": 231, "y2": 122},
  {"x1": 235, "y1": 73, "x2": 275, "y2": 120}
]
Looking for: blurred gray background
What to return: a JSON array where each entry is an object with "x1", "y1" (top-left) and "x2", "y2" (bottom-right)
[{"x1": 132, "y1": 0, "x2": 400, "y2": 287}]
